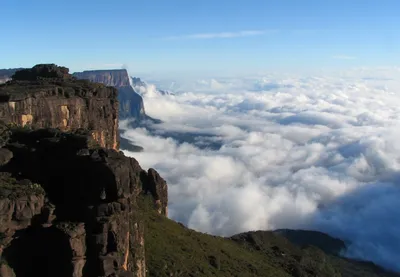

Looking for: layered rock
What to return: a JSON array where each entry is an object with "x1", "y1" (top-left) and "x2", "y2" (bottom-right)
[
  {"x1": 73, "y1": 70, "x2": 146, "y2": 120},
  {"x1": 0, "y1": 125, "x2": 168, "y2": 277},
  {"x1": 0, "y1": 64, "x2": 119, "y2": 150}
]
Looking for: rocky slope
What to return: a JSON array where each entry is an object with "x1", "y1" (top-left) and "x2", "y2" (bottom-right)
[
  {"x1": 73, "y1": 70, "x2": 146, "y2": 120},
  {"x1": 0, "y1": 64, "x2": 119, "y2": 150}
]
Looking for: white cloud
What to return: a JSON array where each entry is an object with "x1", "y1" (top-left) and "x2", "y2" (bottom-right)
[
  {"x1": 332, "y1": 55, "x2": 356, "y2": 60},
  {"x1": 163, "y1": 30, "x2": 276, "y2": 40},
  {"x1": 120, "y1": 68, "x2": 400, "y2": 272}
]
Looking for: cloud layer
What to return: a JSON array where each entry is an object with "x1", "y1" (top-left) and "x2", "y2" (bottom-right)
[{"x1": 120, "y1": 69, "x2": 400, "y2": 271}]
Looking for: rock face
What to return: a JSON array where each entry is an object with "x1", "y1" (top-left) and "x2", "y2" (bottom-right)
[
  {"x1": 0, "y1": 64, "x2": 119, "y2": 150},
  {"x1": 0, "y1": 125, "x2": 168, "y2": 277},
  {"x1": 73, "y1": 70, "x2": 146, "y2": 120}
]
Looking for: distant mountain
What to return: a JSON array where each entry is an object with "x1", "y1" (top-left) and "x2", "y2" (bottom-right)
[
  {"x1": 73, "y1": 69, "x2": 162, "y2": 152},
  {"x1": 131, "y1": 77, "x2": 175, "y2": 97},
  {"x1": 0, "y1": 68, "x2": 23, "y2": 83},
  {"x1": 73, "y1": 69, "x2": 153, "y2": 121}
]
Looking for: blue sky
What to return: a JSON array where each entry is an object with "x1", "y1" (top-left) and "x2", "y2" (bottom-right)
[{"x1": 1, "y1": 0, "x2": 399, "y2": 74}]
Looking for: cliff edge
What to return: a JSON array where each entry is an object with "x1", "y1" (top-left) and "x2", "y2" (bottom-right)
[{"x1": 0, "y1": 64, "x2": 119, "y2": 150}]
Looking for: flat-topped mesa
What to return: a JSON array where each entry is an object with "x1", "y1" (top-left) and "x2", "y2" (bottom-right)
[
  {"x1": 73, "y1": 69, "x2": 146, "y2": 120},
  {"x1": 73, "y1": 69, "x2": 131, "y2": 87},
  {"x1": 0, "y1": 64, "x2": 119, "y2": 150}
]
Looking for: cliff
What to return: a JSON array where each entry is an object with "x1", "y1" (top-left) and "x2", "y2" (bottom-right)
[
  {"x1": 0, "y1": 64, "x2": 119, "y2": 150},
  {"x1": 0, "y1": 65, "x2": 168, "y2": 277},
  {"x1": 73, "y1": 70, "x2": 146, "y2": 120},
  {"x1": 0, "y1": 124, "x2": 168, "y2": 277}
]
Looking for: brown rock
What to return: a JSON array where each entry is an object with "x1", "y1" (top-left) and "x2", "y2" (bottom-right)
[
  {"x1": 0, "y1": 194, "x2": 45, "y2": 233},
  {"x1": 0, "y1": 126, "x2": 167, "y2": 276},
  {"x1": 0, "y1": 64, "x2": 119, "y2": 150}
]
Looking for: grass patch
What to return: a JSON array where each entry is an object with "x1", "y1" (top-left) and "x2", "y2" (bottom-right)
[{"x1": 0, "y1": 172, "x2": 44, "y2": 199}]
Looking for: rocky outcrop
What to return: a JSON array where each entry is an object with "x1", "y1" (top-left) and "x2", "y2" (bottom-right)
[
  {"x1": 0, "y1": 64, "x2": 119, "y2": 150},
  {"x1": 73, "y1": 70, "x2": 146, "y2": 120},
  {"x1": 142, "y1": 169, "x2": 168, "y2": 216},
  {"x1": 11, "y1": 65, "x2": 70, "y2": 81},
  {"x1": 0, "y1": 125, "x2": 168, "y2": 277}
]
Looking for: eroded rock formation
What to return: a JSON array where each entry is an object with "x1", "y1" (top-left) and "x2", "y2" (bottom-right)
[
  {"x1": 142, "y1": 169, "x2": 168, "y2": 216},
  {"x1": 0, "y1": 64, "x2": 119, "y2": 150}
]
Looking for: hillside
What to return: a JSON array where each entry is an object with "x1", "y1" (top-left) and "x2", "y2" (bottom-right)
[{"x1": 139, "y1": 195, "x2": 399, "y2": 277}]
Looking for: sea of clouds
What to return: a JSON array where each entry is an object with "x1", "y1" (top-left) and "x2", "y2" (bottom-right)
[{"x1": 120, "y1": 67, "x2": 400, "y2": 271}]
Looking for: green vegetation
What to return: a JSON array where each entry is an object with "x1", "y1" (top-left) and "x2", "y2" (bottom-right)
[
  {"x1": 137, "y1": 195, "x2": 398, "y2": 277},
  {"x1": 0, "y1": 173, "x2": 44, "y2": 199}
]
